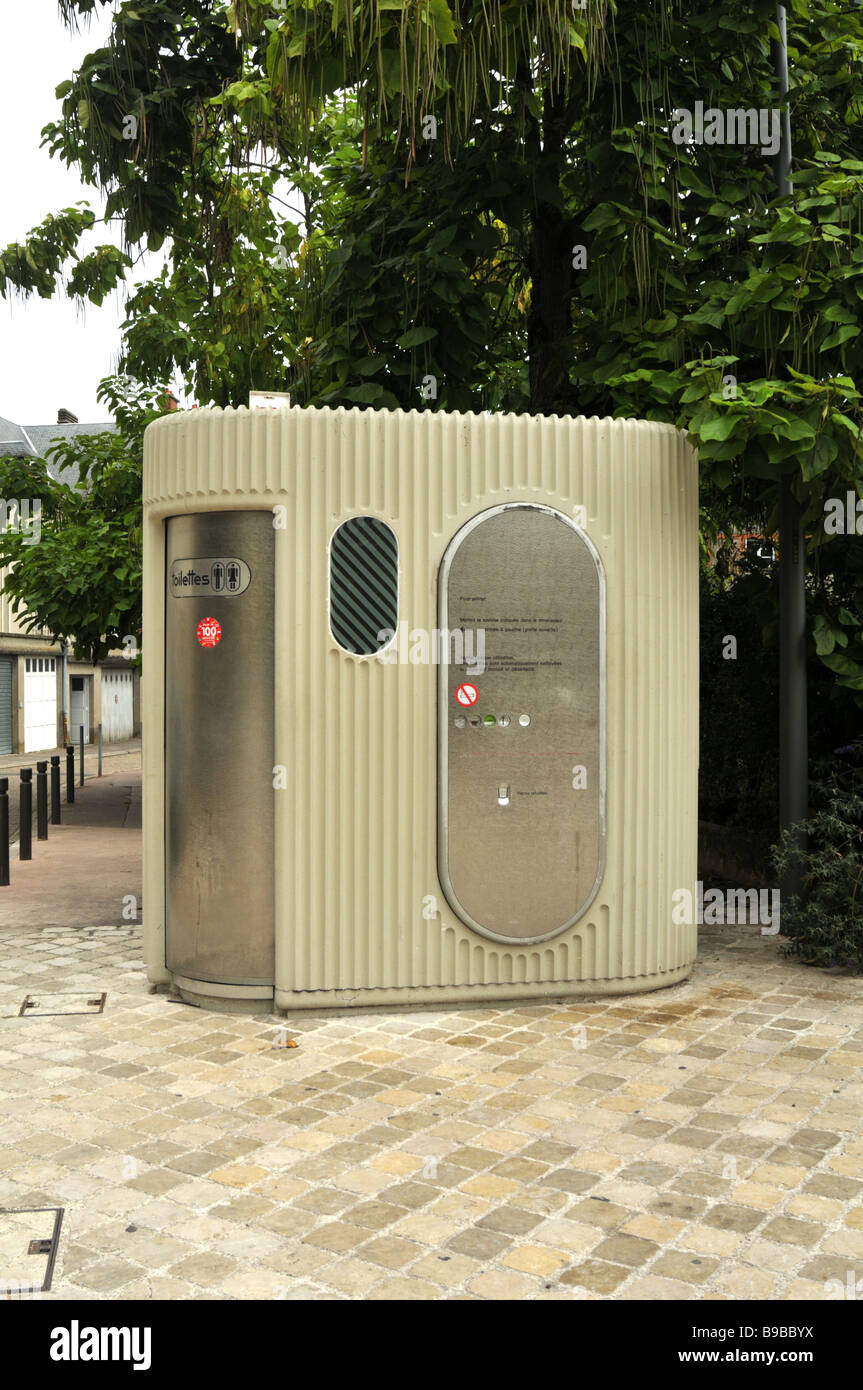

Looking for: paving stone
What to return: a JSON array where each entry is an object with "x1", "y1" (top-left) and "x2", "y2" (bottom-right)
[
  {"x1": 209, "y1": 1195, "x2": 275, "y2": 1223},
  {"x1": 377, "y1": 1182, "x2": 439, "y2": 1210},
  {"x1": 475, "y1": 1206, "x2": 543, "y2": 1237},
  {"x1": 648, "y1": 1193, "x2": 706, "y2": 1221},
  {"x1": 4, "y1": 916, "x2": 863, "y2": 1301},
  {"x1": 541, "y1": 1169, "x2": 599, "y2": 1194},
  {"x1": 74, "y1": 1259, "x2": 144, "y2": 1293},
  {"x1": 344, "y1": 1201, "x2": 406, "y2": 1231},
  {"x1": 291, "y1": 1189, "x2": 356, "y2": 1217},
  {"x1": 619, "y1": 1161, "x2": 676, "y2": 1186},
  {"x1": 301, "y1": 1222, "x2": 368, "y2": 1254},
  {"x1": 703, "y1": 1204, "x2": 765, "y2": 1234},
  {"x1": 125, "y1": 1168, "x2": 186, "y2": 1196},
  {"x1": 500, "y1": 1244, "x2": 569, "y2": 1276},
  {"x1": 559, "y1": 1259, "x2": 630, "y2": 1294},
  {"x1": 651, "y1": 1251, "x2": 719, "y2": 1284},
  {"x1": 566, "y1": 1198, "x2": 631, "y2": 1231},
  {"x1": 358, "y1": 1235, "x2": 422, "y2": 1269},
  {"x1": 446, "y1": 1228, "x2": 513, "y2": 1261},
  {"x1": 805, "y1": 1174, "x2": 862, "y2": 1201},
  {"x1": 219, "y1": 1268, "x2": 294, "y2": 1300},
  {"x1": 714, "y1": 1267, "x2": 778, "y2": 1299},
  {"x1": 591, "y1": 1234, "x2": 659, "y2": 1268},
  {"x1": 467, "y1": 1270, "x2": 539, "y2": 1299},
  {"x1": 761, "y1": 1216, "x2": 823, "y2": 1249},
  {"x1": 168, "y1": 1252, "x2": 238, "y2": 1285}
]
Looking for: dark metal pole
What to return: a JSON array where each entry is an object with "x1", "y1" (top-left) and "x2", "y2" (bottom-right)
[
  {"x1": 79, "y1": 724, "x2": 85, "y2": 787},
  {"x1": 772, "y1": 4, "x2": 808, "y2": 902},
  {"x1": 50, "y1": 755, "x2": 61, "y2": 825},
  {"x1": 36, "y1": 760, "x2": 48, "y2": 840},
  {"x1": 19, "y1": 768, "x2": 32, "y2": 861},
  {"x1": 0, "y1": 779, "x2": 8, "y2": 886},
  {"x1": 98, "y1": 723, "x2": 103, "y2": 777},
  {"x1": 66, "y1": 745, "x2": 75, "y2": 803}
]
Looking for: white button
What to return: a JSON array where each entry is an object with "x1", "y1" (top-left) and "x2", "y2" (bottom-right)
[{"x1": 518, "y1": 714, "x2": 530, "y2": 727}]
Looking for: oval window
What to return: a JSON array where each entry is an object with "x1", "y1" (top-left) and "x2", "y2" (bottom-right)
[{"x1": 329, "y1": 517, "x2": 399, "y2": 655}]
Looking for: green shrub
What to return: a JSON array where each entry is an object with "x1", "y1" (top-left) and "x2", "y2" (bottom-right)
[{"x1": 771, "y1": 743, "x2": 863, "y2": 972}]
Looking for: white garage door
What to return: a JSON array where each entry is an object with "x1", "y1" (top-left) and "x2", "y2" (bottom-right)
[
  {"x1": 102, "y1": 669, "x2": 134, "y2": 742},
  {"x1": 24, "y1": 656, "x2": 57, "y2": 753}
]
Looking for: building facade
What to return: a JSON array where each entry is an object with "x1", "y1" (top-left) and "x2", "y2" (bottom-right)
[{"x1": 0, "y1": 409, "x2": 140, "y2": 754}]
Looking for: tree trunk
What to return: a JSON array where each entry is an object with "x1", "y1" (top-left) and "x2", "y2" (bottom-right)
[
  {"x1": 524, "y1": 78, "x2": 577, "y2": 415},
  {"x1": 527, "y1": 201, "x2": 575, "y2": 414}
]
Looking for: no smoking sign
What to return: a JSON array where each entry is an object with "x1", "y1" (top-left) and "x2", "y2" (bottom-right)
[
  {"x1": 455, "y1": 682, "x2": 478, "y2": 707},
  {"x1": 197, "y1": 616, "x2": 222, "y2": 648}
]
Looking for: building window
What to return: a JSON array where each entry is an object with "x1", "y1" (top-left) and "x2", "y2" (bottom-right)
[{"x1": 329, "y1": 517, "x2": 399, "y2": 656}]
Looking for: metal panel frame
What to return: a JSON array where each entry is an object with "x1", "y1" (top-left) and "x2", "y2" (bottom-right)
[
  {"x1": 164, "y1": 511, "x2": 275, "y2": 988},
  {"x1": 436, "y1": 501, "x2": 607, "y2": 945},
  {"x1": 326, "y1": 515, "x2": 401, "y2": 658}
]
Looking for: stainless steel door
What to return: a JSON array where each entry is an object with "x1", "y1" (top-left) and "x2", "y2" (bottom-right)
[
  {"x1": 165, "y1": 512, "x2": 275, "y2": 985},
  {"x1": 438, "y1": 503, "x2": 606, "y2": 942}
]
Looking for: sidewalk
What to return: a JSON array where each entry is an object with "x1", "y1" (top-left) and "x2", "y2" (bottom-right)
[
  {"x1": 0, "y1": 738, "x2": 142, "y2": 843},
  {"x1": 0, "y1": 735, "x2": 142, "y2": 777},
  {"x1": 0, "y1": 915, "x2": 860, "y2": 1302},
  {"x1": 0, "y1": 769, "x2": 141, "y2": 929}
]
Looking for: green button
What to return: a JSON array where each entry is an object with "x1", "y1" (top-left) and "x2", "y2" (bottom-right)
[{"x1": 483, "y1": 714, "x2": 495, "y2": 727}]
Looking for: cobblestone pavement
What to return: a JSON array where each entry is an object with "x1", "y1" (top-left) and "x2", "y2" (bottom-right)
[{"x1": 0, "y1": 921, "x2": 861, "y2": 1301}]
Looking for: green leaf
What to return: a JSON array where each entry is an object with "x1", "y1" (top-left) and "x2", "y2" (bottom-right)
[
  {"x1": 568, "y1": 25, "x2": 586, "y2": 54},
  {"x1": 767, "y1": 413, "x2": 816, "y2": 442},
  {"x1": 820, "y1": 323, "x2": 860, "y2": 351},
  {"x1": 697, "y1": 412, "x2": 744, "y2": 443},
  {"x1": 396, "y1": 325, "x2": 437, "y2": 349},
  {"x1": 427, "y1": 0, "x2": 457, "y2": 44},
  {"x1": 341, "y1": 382, "x2": 385, "y2": 404},
  {"x1": 812, "y1": 616, "x2": 835, "y2": 656},
  {"x1": 801, "y1": 433, "x2": 838, "y2": 480}
]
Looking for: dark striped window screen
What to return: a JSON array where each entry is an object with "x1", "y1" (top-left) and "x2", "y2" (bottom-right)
[{"x1": 329, "y1": 517, "x2": 399, "y2": 654}]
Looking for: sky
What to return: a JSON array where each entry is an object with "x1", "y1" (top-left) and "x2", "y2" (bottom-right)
[{"x1": 0, "y1": 0, "x2": 174, "y2": 426}]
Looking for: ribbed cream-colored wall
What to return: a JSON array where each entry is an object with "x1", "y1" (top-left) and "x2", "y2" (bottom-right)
[{"x1": 143, "y1": 406, "x2": 698, "y2": 1009}]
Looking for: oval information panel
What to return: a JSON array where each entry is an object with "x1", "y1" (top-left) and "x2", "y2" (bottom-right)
[{"x1": 438, "y1": 503, "x2": 606, "y2": 943}]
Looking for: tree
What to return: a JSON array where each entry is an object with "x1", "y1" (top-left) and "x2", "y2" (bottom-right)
[
  {"x1": 1, "y1": 0, "x2": 862, "y2": 705},
  {"x1": 0, "y1": 377, "x2": 166, "y2": 664}
]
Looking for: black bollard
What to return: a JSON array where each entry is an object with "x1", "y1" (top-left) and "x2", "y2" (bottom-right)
[
  {"x1": 0, "y1": 779, "x2": 8, "y2": 886},
  {"x1": 36, "y1": 761, "x2": 48, "y2": 840},
  {"x1": 79, "y1": 724, "x2": 84, "y2": 787},
  {"x1": 50, "y1": 755, "x2": 61, "y2": 825},
  {"x1": 66, "y1": 745, "x2": 75, "y2": 803},
  {"x1": 20, "y1": 769, "x2": 32, "y2": 861}
]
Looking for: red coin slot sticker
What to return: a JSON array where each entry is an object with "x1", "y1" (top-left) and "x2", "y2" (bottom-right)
[
  {"x1": 455, "y1": 682, "x2": 478, "y2": 707},
  {"x1": 197, "y1": 617, "x2": 222, "y2": 648}
]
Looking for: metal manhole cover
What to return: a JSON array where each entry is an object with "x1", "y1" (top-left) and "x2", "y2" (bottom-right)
[
  {"x1": 16, "y1": 992, "x2": 106, "y2": 1018},
  {"x1": 0, "y1": 1207, "x2": 63, "y2": 1296}
]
